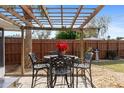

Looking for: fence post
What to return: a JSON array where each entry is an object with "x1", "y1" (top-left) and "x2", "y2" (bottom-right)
[
  {"x1": 117, "y1": 40, "x2": 119, "y2": 58},
  {"x1": 106, "y1": 39, "x2": 109, "y2": 59},
  {"x1": 21, "y1": 29, "x2": 25, "y2": 75},
  {"x1": 72, "y1": 40, "x2": 74, "y2": 55}
]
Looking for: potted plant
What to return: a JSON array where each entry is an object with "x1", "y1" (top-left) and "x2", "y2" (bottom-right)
[{"x1": 56, "y1": 41, "x2": 69, "y2": 56}]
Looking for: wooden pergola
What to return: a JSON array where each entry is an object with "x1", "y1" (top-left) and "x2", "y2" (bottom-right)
[{"x1": 0, "y1": 5, "x2": 104, "y2": 75}]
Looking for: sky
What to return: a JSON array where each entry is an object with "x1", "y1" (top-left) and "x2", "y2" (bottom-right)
[
  {"x1": 96, "y1": 5, "x2": 124, "y2": 39},
  {"x1": 3, "y1": 5, "x2": 124, "y2": 39}
]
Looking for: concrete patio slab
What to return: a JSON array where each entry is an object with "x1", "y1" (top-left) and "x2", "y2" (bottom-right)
[{"x1": 18, "y1": 76, "x2": 92, "y2": 88}]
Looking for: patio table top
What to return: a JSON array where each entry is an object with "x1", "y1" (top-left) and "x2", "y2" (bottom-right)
[{"x1": 44, "y1": 55, "x2": 79, "y2": 59}]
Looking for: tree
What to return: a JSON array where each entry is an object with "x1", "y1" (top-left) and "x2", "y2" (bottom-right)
[
  {"x1": 107, "y1": 35, "x2": 111, "y2": 40},
  {"x1": 116, "y1": 37, "x2": 124, "y2": 40},
  {"x1": 56, "y1": 31, "x2": 67, "y2": 39},
  {"x1": 85, "y1": 16, "x2": 111, "y2": 38},
  {"x1": 56, "y1": 28, "x2": 79, "y2": 39},
  {"x1": 82, "y1": 28, "x2": 98, "y2": 38},
  {"x1": 32, "y1": 30, "x2": 51, "y2": 39}
]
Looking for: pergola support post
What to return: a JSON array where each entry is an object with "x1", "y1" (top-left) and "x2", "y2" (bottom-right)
[
  {"x1": 21, "y1": 29, "x2": 25, "y2": 74},
  {"x1": 80, "y1": 28, "x2": 84, "y2": 76},
  {"x1": 0, "y1": 28, "x2": 5, "y2": 77},
  {"x1": 24, "y1": 27, "x2": 32, "y2": 68},
  {"x1": 80, "y1": 28, "x2": 84, "y2": 63},
  {"x1": 23, "y1": 6, "x2": 33, "y2": 68}
]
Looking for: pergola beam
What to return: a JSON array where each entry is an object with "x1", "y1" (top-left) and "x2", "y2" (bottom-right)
[
  {"x1": 1, "y1": 6, "x2": 33, "y2": 27},
  {"x1": 47, "y1": 8, "x2": 78, "y2": 10},
  {"x1": 22, "y1": 26, "x2": 69, "y2": 30},
  {"x1": 71, "y1": 5, "x2": 83, "y2": 29},
  {"x1": 81, "y1": 5, "x2": 104, "y2": 27},
  {"x1": 40, "y1": 5, "x2": 53, "y2": 28},
  {"x1": 48, "y1": 12, "x2": 91, "y2": 14},
  {"x1": 0, "y1": 13, "x2": 22, "y2": 27},
  {"x1": 20, "y1": 5, "x2": 43, "y2": 27},
  {"x1": 21, "y1": 26, "x2": 98, "y2": 32},
  {"x1": 38, "y1": 19, "x2": 86, "y2": 20},
  {"x1": 48, "y1": 16, "x2": 88, "y2": 17},
  {"x1": 21, "y1": 26, "x2": 80, "y2": 31},
  {"x1": 46, "y1": 8, "x2": 96, "y2": 10},
  {"x1": 61, "y1": 5, "x2": 63, "y2": 28},
  {"x1": 3, "y1": 29, "x2": 21, "y2": 31},
  {"x1": 38, "y1": 23, "x2": 78, "y2": 25}
]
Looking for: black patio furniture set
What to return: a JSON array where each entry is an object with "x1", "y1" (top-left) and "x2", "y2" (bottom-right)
[{"x1": 28, "y1": 51, "x2": 94, "y2": 88}]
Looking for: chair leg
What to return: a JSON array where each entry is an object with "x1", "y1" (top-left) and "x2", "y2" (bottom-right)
[
  {"x1": 69, "y1": 74, "x2": 73, "y2": 88},
  {"x1": 34, "y1": 70, "x2": 38, "y2": 86},
  {"x1": 76, "y1": 68, "x2": 78, "y2": 88},
  {"x1": 52, "y1": 75, "x2": 57, "y2": 88},
  {"x1": 31, "y1": 69, "x2": 35, "y2": 88},
  {"x1": 72, "y1": 70, "x2": 74, "y2": 88},
  {"x1": 65, "y1": 74, "x2": 70, "y2": 88},
  {"x1": 50, "y1": 75, "x2": 57, "y2": 88},
  {"x1": 83, "y1": 69, "x2": 88, "y2": 88},
  {"x1": 89, "y1": 68, "x2": 93, "y2": 88},
  {"x1": 47, "y1": 68, "x2": 50, "y2": 88}
]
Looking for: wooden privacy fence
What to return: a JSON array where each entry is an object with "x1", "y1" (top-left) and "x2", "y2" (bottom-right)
[{"x1": 5, "y1": 38, "x2": 124, "y2": 65}]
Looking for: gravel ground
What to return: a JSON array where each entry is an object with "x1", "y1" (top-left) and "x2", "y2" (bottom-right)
[{"x1": 92, "y1": 65, "x2": 124, "y2": 88}]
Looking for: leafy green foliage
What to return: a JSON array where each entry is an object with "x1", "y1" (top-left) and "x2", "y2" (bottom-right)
[
  {"x1": 56, "y1": 32, "x2": 67, "y2": 39},
  {"x1": 56, "y1": 29, "x2": 80, "y2": 39},
  {"x1": 66, "y1": 31, "x2": 76, "y2": 39}
]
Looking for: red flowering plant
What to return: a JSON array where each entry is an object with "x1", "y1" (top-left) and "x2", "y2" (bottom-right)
[{"x1": 56, "y1": 41, "x2": 69, "y2": 56}]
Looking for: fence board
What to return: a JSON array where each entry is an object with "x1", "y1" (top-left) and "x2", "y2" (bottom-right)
[
  {"x1": 118, "y1": 40, "x2": 124, "y2": 57},
  {"x1": 5, "y1": 38, "x2": 21, "y2": 65},
  {"x1": 98, "y1": 40, "x2": 107, "y2": 59}
]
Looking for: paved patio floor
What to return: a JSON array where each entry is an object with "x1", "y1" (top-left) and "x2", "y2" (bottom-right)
[{"x1": 17, "y1": 76, "x2": 92, "y2": 88}]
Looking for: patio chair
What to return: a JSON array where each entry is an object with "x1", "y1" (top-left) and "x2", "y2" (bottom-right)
[
  {"x1": 74, "y1": 52, "x2": 94, "y2": 88},
  {"x1": 28, "y1": 52, "x2": 50, "y2": 88},
  {"x1": 49, "y1": 56, "x2": 74, "y2": 88}
]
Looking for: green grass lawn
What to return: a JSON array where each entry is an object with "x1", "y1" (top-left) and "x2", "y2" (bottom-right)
[{"x1": 92, "y1": 60, "x2": 124, "y2": 73}]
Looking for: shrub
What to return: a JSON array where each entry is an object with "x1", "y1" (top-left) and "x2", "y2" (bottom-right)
[
  {"x1": 106, "y1": 50, "x2": 117, "y2": 60},
  {"x1": 56, "y1": 28, "x2": 79, "y2": 39}
]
